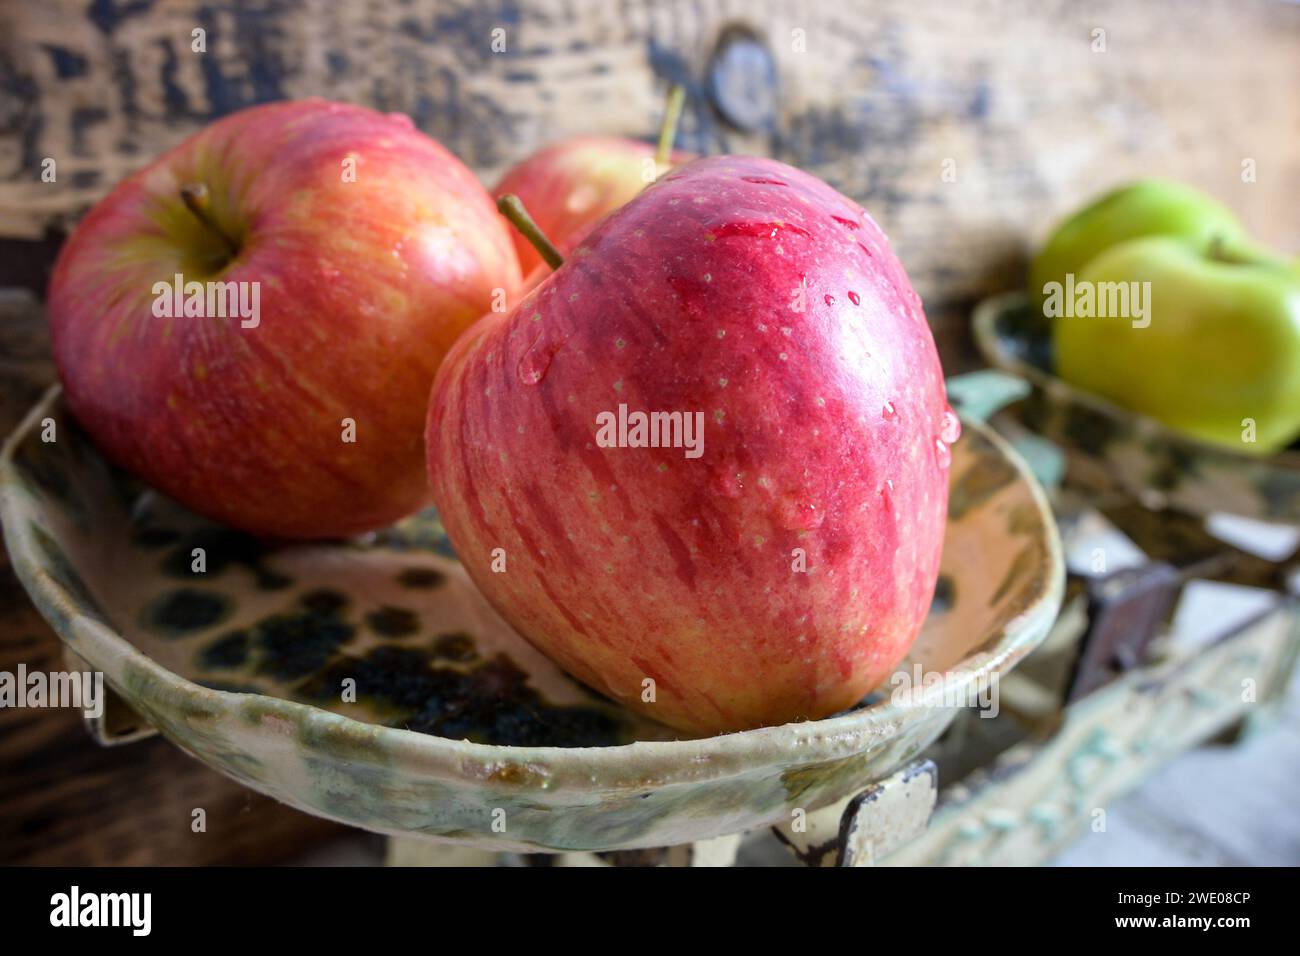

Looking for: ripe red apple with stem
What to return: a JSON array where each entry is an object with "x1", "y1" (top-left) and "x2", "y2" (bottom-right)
[
  {"x1": 494, "y1": 85, "x2": 692, "y2": 275},
  {"x1": 428, "y1": 156, "x2": 957, "y2": 734},
  {"x1": 48, "y1": 99, "x2": 521, "y2": 539}
]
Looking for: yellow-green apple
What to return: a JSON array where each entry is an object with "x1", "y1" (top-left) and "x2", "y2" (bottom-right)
[
  {"x1": 1031, "y1": 179, "x2": 1244, "y2": 309},
  {"x1": 48, "y1": 99, "x2": 521, "y2": 539},
  {"x1": 428, "y1": 156, "x2": 957, "y2": 734},
  {"x1": 1053, "y1": 235, "x2": 1300, "y2": 453}
]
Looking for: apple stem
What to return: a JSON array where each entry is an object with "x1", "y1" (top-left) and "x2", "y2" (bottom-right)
[
  {"x1": 1208, "y1": 232, "x2": 1294, "y2": 271},
  {"x1": 655, "y1": 84, "x2": 686, "y2": 168},
  {"x1": 179, "y1": 183, "x2": 239, "y2": 259},
  {"x1": 497, "y1": 194, "x2": 565, "y2": 270}
]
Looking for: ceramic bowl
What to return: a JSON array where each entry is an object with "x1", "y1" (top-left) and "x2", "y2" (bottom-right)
[
  {"x1": 974, "y1": 292, "x2": 1300, "y2": 523},
  {"x1": 1, "y1": 385, "x2": 1062, "y2": 852}
]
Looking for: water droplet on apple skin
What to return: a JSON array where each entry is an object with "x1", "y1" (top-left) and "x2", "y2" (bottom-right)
[
  {"x1": 778, "y1": 495, "x2": 824, "y2": 530},
  {"x1": 882, "y1": 401, "x2": 897, "y2": 421},
  {"x1": 847, "y1": 291, "x2": 861, "y2": 306},
  {"x1": 710, "y1": 219, "x2": 812, "y2": 241},
  {"x1": 939, "y1": 405, "x2": 962, "y2": 445},
  {"x1": 518, "y1": 337, "x2": 561, "y2": 385},
  {"x1": 710, "y1": 468, "x2": 745, "y2": 499}
]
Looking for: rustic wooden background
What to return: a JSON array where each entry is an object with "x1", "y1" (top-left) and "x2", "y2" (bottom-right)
[
  {"x1": 1, "y1": 0, "x2": 1298, "y2": 864},
  {"x1": 2, "y1": 0, "x2": 1298, "y2": 351}
]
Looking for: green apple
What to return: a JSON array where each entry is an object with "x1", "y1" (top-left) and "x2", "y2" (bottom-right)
[
  {"x1": 1031, "y1": 179, "x2": 1244, "y2": 308},
  {"x1": 1052, "y1": 235, "x2": 1300, "y2": 454}
]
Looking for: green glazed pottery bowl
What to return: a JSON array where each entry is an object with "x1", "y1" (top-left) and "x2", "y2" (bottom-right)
[
  {"x1": 1, "y1": 385, "x2": 1062, "y2": 852},
  {"x1": 975, "y1": 291, "x2": 1300, "y2": 524}
]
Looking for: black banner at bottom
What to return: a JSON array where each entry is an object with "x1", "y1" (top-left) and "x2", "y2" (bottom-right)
[{"x1": 0, "y1": 865, "x2": 1283, "y2": 942}]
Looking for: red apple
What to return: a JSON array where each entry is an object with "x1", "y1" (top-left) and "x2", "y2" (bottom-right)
[
  {"x1": 494, "y1": 85, "x2": 693, "y2": 278},
  {"x1": 428, "y1": 156, "x2": 956, "y2": 734},
  {"x1": 495, "y1": 88, "x2": 691, "y2": 276},
  {"x1": 493, "y1": 137, "x2": 667, "y2": 275},
  {"x1": 48, "y1": 99, "x2": 521, "y2": 539}
]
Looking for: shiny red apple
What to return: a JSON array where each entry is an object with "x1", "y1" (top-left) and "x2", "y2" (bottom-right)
[
  {"x1": 494, "y1": 136, "x2": 691, "y2": 275},
  {"x1": 428, "y1": 156, "x2": 956, "y2": 734},
  {"x1": 48, "y1": 99, "x2": 521, "y2": 539}
]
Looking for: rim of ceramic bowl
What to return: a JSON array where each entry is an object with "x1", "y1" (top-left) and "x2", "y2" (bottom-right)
[
  {"x1": 973, "y1": 290, "x2": 1300, "y2": 471},
  {"x1": 0, "y1": 384, "x2": 1064, "y2": 789}
]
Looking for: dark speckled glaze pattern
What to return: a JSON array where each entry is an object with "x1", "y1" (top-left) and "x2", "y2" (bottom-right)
[{"x1": 1, "y1": 386, "x2": 1062, "y2": 851}]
